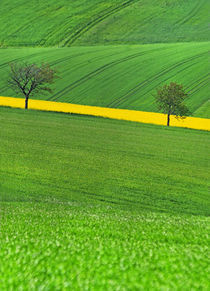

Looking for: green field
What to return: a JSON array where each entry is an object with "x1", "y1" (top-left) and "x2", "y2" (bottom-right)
[
  {"x1": 0, "y1": 42, "x2": 209, "y2": 117},
  {"x1": 1, "y1": 1, "x2": 210, "y2": 288},
  {"x1": 0, "y1": 0, "x2": 209, "y2": 117},
  {"x1": 0, "y1": 0, "x2": 209, "y2": 47},
  {"x1": 0, "y1": 107, "x2": 209, "y2": 289}
]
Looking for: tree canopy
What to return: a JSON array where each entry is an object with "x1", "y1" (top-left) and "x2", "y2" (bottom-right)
[
  {"x1": 155, "y1": 82, "x2": 191, "y2": 126},
  {"x1": 8, "y1": 62, "x2": 58, "y2": 109}
]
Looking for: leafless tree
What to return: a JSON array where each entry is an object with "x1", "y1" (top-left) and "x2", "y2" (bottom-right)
[{"x1": 8, "y1": 62, "x2": 58, "y2": 109}]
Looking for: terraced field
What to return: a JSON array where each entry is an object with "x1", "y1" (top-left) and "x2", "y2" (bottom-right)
[
  {"x1": 0, "y1": 42, "x2": 209, "y2": 117},
  {"x1": 0, "y1": 0, "x2": 209, "y2": 46},
  {"x1": 0, "y1": 107, "x2": 209, "y2": 289}
]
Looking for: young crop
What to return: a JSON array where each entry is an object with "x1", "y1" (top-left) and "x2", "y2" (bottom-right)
[
  {"x1": 0, "y1": 107, "x2": 209, "y2": 289},
  {"x1": 0, "y1": 43, "x2": 209, "y2": 118}
]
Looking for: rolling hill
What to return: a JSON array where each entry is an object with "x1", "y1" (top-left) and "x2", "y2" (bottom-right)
[
  {"x1": 0, "y1": 42, "x2": 209, "y2": 117},
  {"x1": 0, "y1": 107, "x2": 209, "y2": 289},
  {"x1": 0, "y1": 2, "x2": 209, "y2": 289},
  {"x1": 0, "y1": 0, "x2": 209, "y2": 117},
  {"x1": 1, "y1": 107, "x2": 209, "y2": 214},
  {"x1": 0, "y1": 0, "x2": 209, "y2": 47}
]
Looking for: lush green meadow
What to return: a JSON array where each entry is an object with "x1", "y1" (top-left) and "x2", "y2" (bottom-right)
[
  {"x1": 0, "y1": 42, "x2": 209, "y2": 117},
  {"x1": 1, "y1": 0, "x2": 209, "y2": 289},
  {"x1": 0, "y1": 107, "x2": 209, "y2": 289},
  {"x1": 0, "y1": 0, "x2": 209, "y2": 47}
]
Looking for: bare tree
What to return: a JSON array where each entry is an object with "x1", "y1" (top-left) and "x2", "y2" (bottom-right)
[
  {"x1": 8, "y1": 62, "x2": 58, "y2": 109},
  {"x1": 154, "y1": 82, "x2": 191, "y2": 126}
]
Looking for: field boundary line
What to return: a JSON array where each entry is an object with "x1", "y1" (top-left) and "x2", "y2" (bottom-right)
[{"x1": 0, "y1": 96, "x2": 209, "y2": 131}]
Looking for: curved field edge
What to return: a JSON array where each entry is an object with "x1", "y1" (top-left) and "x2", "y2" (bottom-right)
[
  {"x1": 0, "y1": 0, "x2": 209, "y2": 47},
  {"x1": 0, "y1": 42, "x2": 209, "y2": 118},
  {"x1": 0, "y1": 97, "x2": 209, "y2": 131}
]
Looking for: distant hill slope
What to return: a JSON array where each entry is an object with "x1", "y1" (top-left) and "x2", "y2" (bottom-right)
[
  {"x1": 0, "y1": 0, "x2": 209, "y2": 47},
  {"x1": 0, "y1": 42, "x2": 209, "y2": 118}
]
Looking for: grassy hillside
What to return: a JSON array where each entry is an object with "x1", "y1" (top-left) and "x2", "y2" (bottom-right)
[
  {"x1": 1, "y1": 1, "x2": 209, "y2": 289},
  {"x1": 0, "y1": 0, "x2": 209, "y2": 47},
  {"x1": 0, "y1": 42, "x2": 209, "y2": 117},
  {"x1": 0, "y1": 107, "x2": 209, "y2": 289},
  {"x1": 1, "y1": 0, "x2": 209, "y2": 118},
  {"x1": 1, "y1": 107, "x2": 209, "y2": 214}
]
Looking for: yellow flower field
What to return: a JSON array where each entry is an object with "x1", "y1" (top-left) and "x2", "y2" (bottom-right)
[{"x1": 0, "y1": 96, "x2": 209, "y2": 131}]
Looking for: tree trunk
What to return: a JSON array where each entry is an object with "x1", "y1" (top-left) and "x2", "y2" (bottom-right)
[
  {"x1": 167, "y1": 114, "x2": 170, "y2": 126},
  {"x1": 25, "y1": 96, "x2": 29, "y2": 109}
]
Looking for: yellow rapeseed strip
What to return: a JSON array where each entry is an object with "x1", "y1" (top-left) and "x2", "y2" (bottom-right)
[{"x1": 0, "y1": 96, "x2": 209, "y2": 131}]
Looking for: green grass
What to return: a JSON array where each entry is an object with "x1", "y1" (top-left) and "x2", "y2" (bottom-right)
[
  {"x1": 0, "y1": 42, "x2": 209, "y2": 118},
  {"x1": 0, "y1": 0, "x2": 209, "y2": 47},
  {"x1": 1, "y1": 1, "x2": 209, "y2": 289},
  {"x1": 0, "y1": 107, "x2": 209, "y2": 289},
  {"x1": 1, "y1": 203, "x2": 209, "y2": 290},
  {"x1": 1, "y1": 1, "x2": 209, "y2": 117}
]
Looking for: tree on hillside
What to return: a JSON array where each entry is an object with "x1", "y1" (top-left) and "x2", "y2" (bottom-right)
[
  {"x1": 154, "y1": 82, "x2": 191, "y2": 126},
  {"x1": 8, "y1": 62, "x2": 58, "y2": 109}
]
